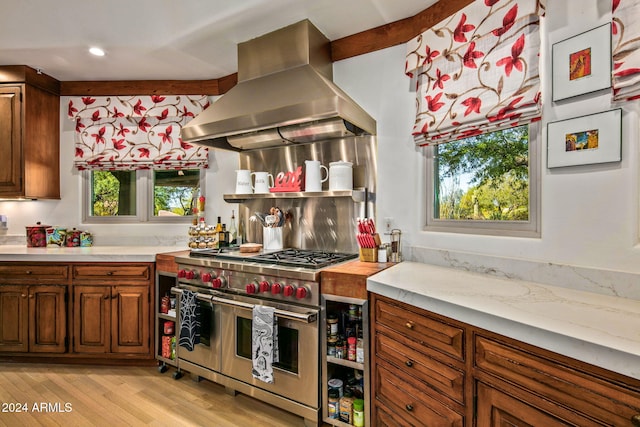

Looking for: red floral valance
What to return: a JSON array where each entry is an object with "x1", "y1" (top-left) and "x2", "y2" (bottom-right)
[
  {"x1": 612, "y1": 0, "x2": 640, "y2": 101},
  {"x1": 406, "y1": 0, "x2": 545, "y2": 146},
  {"x1": 68, "y1": 95, "x2": 211, "y2": 170}
]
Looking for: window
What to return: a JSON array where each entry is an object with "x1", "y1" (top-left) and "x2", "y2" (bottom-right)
[
  {"x1": 84, "y1": 168, "x2": 203, "y2": 223},
  {"x1": 425, "y1": 123, "x2": 540, "y2": 237}
]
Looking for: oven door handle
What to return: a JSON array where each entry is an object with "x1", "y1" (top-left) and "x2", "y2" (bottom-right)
[
  {"x1": 211, "y1": 296, "x2": 317, "y2": 323},
  {"x1": 171, "y1": 287, "x2": 213, "y2": 305}
]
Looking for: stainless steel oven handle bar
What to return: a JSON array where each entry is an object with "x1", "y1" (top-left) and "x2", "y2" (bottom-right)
[{"x1": 172, "y1": 287, "x2": 317, "y2": 323}]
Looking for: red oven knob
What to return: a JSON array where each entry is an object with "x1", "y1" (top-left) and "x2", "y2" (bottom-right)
[
  {"x1": 259, "y1": 281, "x2": 270, "y2": 293},
  {"x1": 185, "y1": 270, "x2": 196, "y2": 280},
  {"x1": 177, "y1": 269, "x2": 187, "y2": 278},
  {"x1": 211, "y1": 277, "x2": 224, "y2": 288},
  {"x1": 295, "y1": 287, "x2": 308, "y2": 299},
  {"x1": 246, "y1": 283, "x2": 257, "y2": 294},
  {"x1": 201, "y1": 272, "x2": 212, "y2": 283},
  {"x1": 271, "y1": 282, "x2": 282, "y2": 295},
  {"x1": 283, "y1": 284, "x2": 295, "y2": 297}
]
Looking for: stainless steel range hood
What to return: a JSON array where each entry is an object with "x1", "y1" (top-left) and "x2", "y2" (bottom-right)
[{"x1": 180, "y1": 19, "x2": 376, "y2": 151}]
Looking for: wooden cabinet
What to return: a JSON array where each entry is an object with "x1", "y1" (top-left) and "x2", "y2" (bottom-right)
[
  {"x1": 73, "y1": 284, "x2": 150, "y2": 354},
  {"x1": 371, "y1": 294, "x2": 467, "y2": 426},
  {"x1": 0, "y1": 284, "x2": 67, "y2": 353},
  {"x1": 72, "y1": 264, "x2": 152, "y2": 355},
  {"x1": 474, "y1": 334, "x2": 640, "y2": 426},
  {"x1": 370, "y1": 293, "x2": 640, "y2": 427},
  {"x1": 0, "y1": 264, "x2": 69, "y2": 353},
  {"x1": 0, "y1": 65, "x2": 60, "y2": 199}
]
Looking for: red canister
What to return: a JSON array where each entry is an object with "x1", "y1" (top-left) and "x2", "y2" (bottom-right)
[
  {"x1": 26, "y1": 222, "x2": 50, "y2": 247},
  {"x1": 65, "y1": 229, "x2": 82, "y2": 247}
]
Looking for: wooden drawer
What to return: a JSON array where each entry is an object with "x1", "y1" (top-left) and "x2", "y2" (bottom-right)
[
  {"x1": 375, "y1": 330, "x2": 465, "y2": 404},
  {"x1": 73, "y1": 264, "x2": 151, "y2": 281},
  {"x1": 375, "y1": 402, "x2": 413, "y2": 427},
  {"x1": 0, "y1": 264, "x2": 69, "y2": 281},
  {"x1": 375, "y1": 363, "x2": 464, "y2": 427},
  {"x1": 475, "y1": 335, "x2": 640, "y2": 425},
  {"x1": 375, "y1": 296, "x2": 465, "y2": 361}
]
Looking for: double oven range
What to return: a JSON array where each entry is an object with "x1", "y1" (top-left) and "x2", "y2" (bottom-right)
[{"x1": 172, "y1": 248, "x2": 357, "y2": 426}]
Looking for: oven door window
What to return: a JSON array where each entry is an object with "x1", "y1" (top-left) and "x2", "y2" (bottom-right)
[
  {"x1": 197, "y1": 300, "x2": 213, "y2": 347},
  {"x1": 236, "y1": 317, "x2": 299, "y2": 374}
]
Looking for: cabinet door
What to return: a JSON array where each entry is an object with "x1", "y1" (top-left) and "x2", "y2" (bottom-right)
[
  {"x1": 476, "y1": 382, "x2": 589, "y2": 427},
  {"x1": 29, "y1": 285, "x2": 66, "y2": 353},
  {"x1": 0, "y1": 86, "x2": 22, "y2": 195},
  {"x1": 0, "y1": 285, "x2": 28, "y2": 352},
  {"x1": 73, "y1": 285, "x2": 110, "y2": 353},
  {"x1": 111, "y1": 285, "x2": 150, "y2": 354}
]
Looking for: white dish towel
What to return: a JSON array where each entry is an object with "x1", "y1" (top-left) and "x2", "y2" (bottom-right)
[{"x1": 252, "y1": 305, "x2": 279, "y2": 383}]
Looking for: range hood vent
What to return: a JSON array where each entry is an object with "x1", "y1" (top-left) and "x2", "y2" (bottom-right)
[{"x1": 181, "y1": 20, "x2": 376, "y2": 151}]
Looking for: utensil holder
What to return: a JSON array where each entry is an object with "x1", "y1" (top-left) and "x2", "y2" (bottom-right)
[
  {"x1": 263, "y1": 227, "x2": 283, "y2": 250},
  {"x1": 359, "y1": 247, "x2": 378, "y2": 263}
]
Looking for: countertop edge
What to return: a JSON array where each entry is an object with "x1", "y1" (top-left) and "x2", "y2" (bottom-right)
[
  {"x1": 0, "y1": 246, "x2": 186, "y2": 262},
  {"x1": 367, "y1": 261, "x2": 640, "y2": 380}
]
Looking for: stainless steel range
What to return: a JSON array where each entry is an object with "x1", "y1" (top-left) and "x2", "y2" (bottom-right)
[{"x1": 172, "y1": 248, "x2": 358, "y2": 427}]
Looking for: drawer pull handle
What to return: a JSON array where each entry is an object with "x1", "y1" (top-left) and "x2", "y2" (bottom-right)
[
  {"x1": 405, "y1": 404, "x2": 414, "y2": 412},
  {"x1": 25, "y1": 270, "x2": 32, "y2": 275},
  {"x1": 29, "y1": 295, "x2": 34, "y2": 299},
  {"x1": 103, "y1": 295, "x2": 109, "y2": 300},
  {"x1": 631, "y1": 414, "x2": 640, "y2": 426},
  {"x1": 405, "y1": 360, "x2": 413, "y2": 367},
  {"x1": 21, "y1": 294, "x2": 27, "y2": 298},
  {"x1": 106, "y1": 271, "x2": 114, "y2": 276},
  {"x1": 405, "y1": 321, "x2": 414, "y2": 329}
]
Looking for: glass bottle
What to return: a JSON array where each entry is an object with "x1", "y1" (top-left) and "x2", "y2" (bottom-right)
[
  {"x1": 219, "y1": 223, "x2": 228, "y2": 247},
  {"x1": 228, "y1": 210, "x2": 237, "y2": 245},
  {"x1": 237, "y1": 213, "x2": 244, "y2": 245}
]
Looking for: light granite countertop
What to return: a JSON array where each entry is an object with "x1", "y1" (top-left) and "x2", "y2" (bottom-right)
[
  {"x1": 367, "y1": 261, "x2": 640, "y2": 380},
  {"x1": 0, "y1": 245, "x2": 185, "y2": 262}
]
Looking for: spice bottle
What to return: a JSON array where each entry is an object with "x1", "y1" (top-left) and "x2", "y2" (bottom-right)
[
  {"x1": 356, "y1": 337, "x2": 365, "y2": 363},
  {"x1": 328, "y1": 388, "x2": 340, "y2": 419},
  {"x1": 353, "y1": 398, "x2": 364, "y2": 427},
  {"x1": 327, "y1": 314, "x2": 338, "y2": 338},
  {"x1": 347, "y1": 336, "x2": 357, "y2": 361}
]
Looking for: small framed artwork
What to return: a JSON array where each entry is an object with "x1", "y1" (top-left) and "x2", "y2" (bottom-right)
[
  {"x1": 547, "y1": 109, "x2": 622, "y2": 168},
  {"x1": 552, "y1": 23, "x2": 612, "y2": 102}
]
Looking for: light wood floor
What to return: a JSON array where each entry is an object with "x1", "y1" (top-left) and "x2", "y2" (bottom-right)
[{"x1": 0, "y1": 363, "x2": 306, "y2": 427}]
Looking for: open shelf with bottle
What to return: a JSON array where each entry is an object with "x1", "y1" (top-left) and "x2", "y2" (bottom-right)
[
  {"x1": 155, "y1": 272, "x2": 178, "y2": 372},
  {"x1": 322, "y1": 295, "x2": 369, "y2": 427}
]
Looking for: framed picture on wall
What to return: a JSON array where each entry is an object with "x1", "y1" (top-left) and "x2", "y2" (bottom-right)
[
  {"x1": 547, "y1": 109, "x2": 622, "y2": 168},
  {"x1": 552, "y1": 23, "x2": 612, "y2": 102}
]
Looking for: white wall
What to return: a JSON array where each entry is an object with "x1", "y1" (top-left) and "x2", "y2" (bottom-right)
[
  {"x1": 1, "y1": 0, "x2": 638, "y2": 275},
  {"x1": 333, "y1": 0, "x2": 640, "y2": 274}
]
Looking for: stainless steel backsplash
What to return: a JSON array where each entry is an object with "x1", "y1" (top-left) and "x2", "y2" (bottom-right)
[{"x1": 234, "y1": 135, "x2": 376, "y2": 253}]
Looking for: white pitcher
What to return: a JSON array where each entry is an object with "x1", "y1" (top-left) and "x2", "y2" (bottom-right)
[
  {"x1": 252, "y1": 171, "x2": 274, "y2": 194},
  {"x1": 304, "y1": 160, "x2": 328, "y2": 192},
  {"x1": 235, "y1": 169, "x2": 253, "y2": 194}
]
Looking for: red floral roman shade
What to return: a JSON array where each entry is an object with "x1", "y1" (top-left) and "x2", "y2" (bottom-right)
[
  {"x1": 68, "y1": 95, "x2": 211, "y2": 170},
  {"x1": 612, "y1": 0, "x2": 640, "y2": 101},
  {"x1": 406, "y1": 0, "x2": 545, "y2": 146}
]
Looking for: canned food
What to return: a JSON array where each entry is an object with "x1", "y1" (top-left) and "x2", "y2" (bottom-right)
[{"x1": 328, "y1": 378, "x2": 343, "y2": 398}]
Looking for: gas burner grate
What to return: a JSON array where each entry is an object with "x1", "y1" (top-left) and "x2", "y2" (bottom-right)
[{"x1": 252, "y1": 249, "x2": 358, "y2": 269}]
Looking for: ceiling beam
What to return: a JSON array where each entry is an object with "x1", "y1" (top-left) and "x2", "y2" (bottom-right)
[
  {"x1": 330, "y1": 0, "x2": 474, "y2": 61},
  {"x1": 60, "y1": 0, "x2": 471, "y2": 96}
]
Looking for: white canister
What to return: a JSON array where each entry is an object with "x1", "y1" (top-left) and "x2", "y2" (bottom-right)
[
  {"x1": 252, "y1": 171, "x2": 274, "y2": 194},
  {"x1": 235, "y1": 169, "x2": 253, "y2": 194},
  {"x1": 263, "y1": 227, "x2": 283, "y2": 250},
  {"x1": 304, "y1": 160, "x2": 328, "y2": 192},
  {"x1": 329, "y1": 161, "x2": 353, "y2": 191}
]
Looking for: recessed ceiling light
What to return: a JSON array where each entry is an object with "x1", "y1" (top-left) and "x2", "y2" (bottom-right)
[{"x1": 89, "y1": 47, "x2": 105, "y2": 57}]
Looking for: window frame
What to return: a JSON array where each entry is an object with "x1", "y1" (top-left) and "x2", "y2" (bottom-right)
[
  {"x1": 424, "y1": 122, "x2": 541, "y2": 238},
  {"x1": 82, "y1": 169, "x2": 205, "y2": 224}
]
